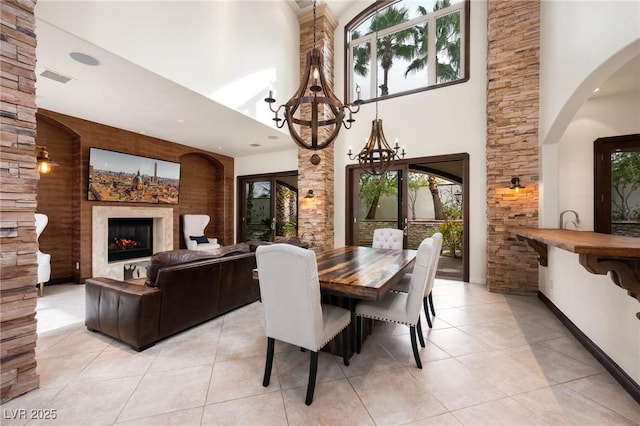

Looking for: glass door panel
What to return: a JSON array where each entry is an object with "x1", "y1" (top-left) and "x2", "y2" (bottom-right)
[
  {"x1": 275, "y1": 180, "x2": 298, "y2": 238},
  {"x1": 611, "y1": 148, "x2": 640, "y2": 236},
  {"x1": 243, "y1": 180, "x2": 273, "y2": 241},
  {"x1": 355, "y1": 169, "x2": 404, "y2": 247}
]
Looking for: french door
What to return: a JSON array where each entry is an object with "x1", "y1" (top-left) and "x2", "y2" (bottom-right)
[
  {"x1": 238, "y1": 172, "x2": 298, "y2": 243},
  {"x1": 348, "y1": 166, "x2": 406, "y2": 247},
  {"x1": 346, "y1": 154, "x2": 469, "y2": 281}
]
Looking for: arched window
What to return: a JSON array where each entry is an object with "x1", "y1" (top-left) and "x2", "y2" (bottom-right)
[{"x1": 345, "y1": 0, "x2": 469, "y2": 104}]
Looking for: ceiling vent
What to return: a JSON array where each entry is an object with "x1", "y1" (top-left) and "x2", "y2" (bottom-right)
[{"x1": 39, "y1": 69, "x2": 73, "y2": 84}]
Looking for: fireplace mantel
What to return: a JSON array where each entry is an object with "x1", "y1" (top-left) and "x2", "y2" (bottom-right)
[{"x1": 92, "y1": 206, "x2": 173, "y2": 280}]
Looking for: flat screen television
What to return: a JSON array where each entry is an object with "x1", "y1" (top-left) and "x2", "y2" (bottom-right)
[{"x1": 88, "y1": 147, "x2": 181, "y2": 204}]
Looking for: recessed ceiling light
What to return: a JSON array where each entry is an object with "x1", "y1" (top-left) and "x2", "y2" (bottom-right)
[
  {"x1": 250, "y1": 143, "x2": 262, "y2": 147},
  {"x1": 593, "y1": 87, "x2": 600, "y2": 93},
  {"x1": 216, "y1": 146, "x2": 223, "y2": 150},
  {"x1": 267, "y1": 135, "x2": 279, "y2": 140},
  {"x1": 177, "y1": 119, "x2": 185, "y2": 124},
  {"x1": 70, "y1": 52, "x2": 100, "y2": 66}
]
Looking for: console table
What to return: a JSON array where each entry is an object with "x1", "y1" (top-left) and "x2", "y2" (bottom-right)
[{"x1": 513, "y1": 228, "x2": 640, "y2": 319}]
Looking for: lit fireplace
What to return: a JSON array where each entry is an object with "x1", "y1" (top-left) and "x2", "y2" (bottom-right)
[{"x1": 108, "y1": 218, "x2": 153, "y2": 262}]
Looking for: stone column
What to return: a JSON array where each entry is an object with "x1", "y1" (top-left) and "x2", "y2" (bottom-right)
[
  {"x1": 297, "y1": 4, "x2": 337, "y2": 249},
  {"x1": 0, "y1": 0, "x2": 40, "y2": 401},
  {"x1": 486, "y1": 0, "x2": 541, "y2": 292}
]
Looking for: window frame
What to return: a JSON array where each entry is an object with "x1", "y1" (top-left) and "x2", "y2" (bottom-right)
[{"x1": 344, "y1": 0, "x2": 470, "y2": 105}]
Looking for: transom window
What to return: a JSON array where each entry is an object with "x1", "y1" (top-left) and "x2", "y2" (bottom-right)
[{"x1": 346, "y1": 0, "x2": 468, "y2": 103}]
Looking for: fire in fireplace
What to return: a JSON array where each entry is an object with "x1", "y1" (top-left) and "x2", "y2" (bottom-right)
[{"x1": 108, "y1": 218, "x2": 153, "y2": 262}]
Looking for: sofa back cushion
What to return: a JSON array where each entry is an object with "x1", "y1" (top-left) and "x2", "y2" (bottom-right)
[{"x1": 145, "y1": 243, "x2": 250, "y2": 286}]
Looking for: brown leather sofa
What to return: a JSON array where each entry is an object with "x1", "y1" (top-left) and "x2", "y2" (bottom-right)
[{"x1": 85, "y1": 243, "x2": 259, "y2": 351}]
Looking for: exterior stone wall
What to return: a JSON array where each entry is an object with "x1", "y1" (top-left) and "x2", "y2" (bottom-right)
[
  {"x1": 358, "y1": 219, "x2": 457, "y2": 250},
  {"x1": 297, "y1": 4, "x2": 337, "y2": 249},
  {"x1": 486, "y1": 0, "x2": 541, "y2": 293},
  {"x1": 0, "y1": 0, "x2": 40, "y2": 402},
  {"x1": 612, "y1": 222, "x2": 640, "y2": 238}
]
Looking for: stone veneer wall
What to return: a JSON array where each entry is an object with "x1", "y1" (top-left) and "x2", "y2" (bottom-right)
[
  {"x1": 296, "y1": 4, "x2": 336, "y2": 249},
  {"x1": 486, "y1": 0, "x2": 540, "y2": 292},
  {"x1": 0, "y1": 0, "x2": 40, "y2": 401}
]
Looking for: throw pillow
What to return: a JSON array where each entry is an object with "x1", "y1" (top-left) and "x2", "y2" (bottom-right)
[{"x1": 190, "y1": 235, "x2": 209, "y2": 244}]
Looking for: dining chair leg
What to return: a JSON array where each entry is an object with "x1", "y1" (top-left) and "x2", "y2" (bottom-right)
[
  {"x1": 342, "y1": 325, "x2": 350, "y2": 366},
  {"x1": 422, "y1": 296, "x2": 433, "y2": 328},
  {"x1": 416, "y1": 317, "x2": 425, "y2": 348},
  {"x1": 409, "y1": 325, "x2": 422, "y2": 369},
  {"x1": 263, "y1": 337, "x2": 275, "y2": 387},
  {"x1": 305, "y1": 351, "x2": 319, "y2": 405},
  {"x1": 423, "y1": 296, "x2": 433, "y2": 329},
  {"x1": 428, "y1": 291, "x2": 436, "y2": 317},
  {"x1": 356, "y1": 316, "x2": 362, "y2": 354}
]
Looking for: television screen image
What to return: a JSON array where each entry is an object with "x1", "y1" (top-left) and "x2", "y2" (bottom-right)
[{"x1": 88, "y1": 147, "x2": 181, "y2": 204}]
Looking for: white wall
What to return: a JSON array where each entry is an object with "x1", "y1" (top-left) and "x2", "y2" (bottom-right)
[
  {"x1": 539, "y1": 0, "x2": 640, "y2": 146},
  {"x1": 539, "y1": 0, "x2": 640, "y2": 384}
]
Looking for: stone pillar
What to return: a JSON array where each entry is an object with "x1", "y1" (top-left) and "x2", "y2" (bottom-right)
[
  {"x1": 297, "y1": 4, "x2": 337, "y2": 249},
  {"x1": 486, "y1": 0, "x2": 540, "y2": 292},
  {"x1": 0, "y1": 0, "x2": 40, "y2": 401}
]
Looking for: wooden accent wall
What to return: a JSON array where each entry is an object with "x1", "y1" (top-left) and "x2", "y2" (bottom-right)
[
  {"x1": 1, "y1": 0, "x2": 40, "y2": 402},
  {"x1": 36, "y1": 109, "x2": 235, "y2": 282},
  {"x1": 296, "y1": 4, "x2": 337, "y2": 249},
  {"x1": 486, "y1": 0, "x2": 540, "y2": 292}
]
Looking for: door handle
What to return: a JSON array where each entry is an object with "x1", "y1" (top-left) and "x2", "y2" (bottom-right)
[{"x1": 403, "y1": 218, "x2": 408, "y2": 236}]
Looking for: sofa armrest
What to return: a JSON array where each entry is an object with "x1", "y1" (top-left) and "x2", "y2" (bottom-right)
[{"x1": 85, "y1": 277, "x2": 162, "y2": 351}]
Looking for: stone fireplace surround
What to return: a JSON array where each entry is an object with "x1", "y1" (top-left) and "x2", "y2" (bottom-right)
[{"x1": 92, "y1": 206, "x2": 173, "y2": 280}]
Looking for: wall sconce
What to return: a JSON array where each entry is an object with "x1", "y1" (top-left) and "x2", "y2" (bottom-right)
[
  {"x1": 36, "y1": 145, "x2": 59, "y2": 174},
  {"x1": 303, "y1": 189, "x2": 315, "y2": 205},
  {"x1": 510, "y1": 177, "x2": 525, "y2": 193}
]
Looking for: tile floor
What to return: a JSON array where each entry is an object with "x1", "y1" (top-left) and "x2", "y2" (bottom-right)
[{"x1": 3, "y1": 280, "x2": 639, "y2": 425}]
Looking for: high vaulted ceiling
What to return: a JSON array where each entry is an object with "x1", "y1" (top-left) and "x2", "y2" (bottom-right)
[
  {"x1": 34, "y1": 0, "x2": 355, "y2": 158},
  {"x1": 34, "y1": 1, "x2": 639, "y2": 159}
]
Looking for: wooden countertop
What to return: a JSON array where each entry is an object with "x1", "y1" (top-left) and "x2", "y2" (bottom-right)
[
  {"x1": 512, "y1": 228, "x2": 640, "y2": 258},
  {"x1": 512, "y1": 227, "x2": 640, "y2": 319}
]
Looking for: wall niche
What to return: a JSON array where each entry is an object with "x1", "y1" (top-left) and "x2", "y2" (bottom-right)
[{"x1": 35, "y1": 109, "x2": 234, "y2": 283}]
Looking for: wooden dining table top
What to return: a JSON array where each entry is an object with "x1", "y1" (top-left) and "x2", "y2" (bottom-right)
[{"x1": 312, "y1": 245, "x2": 417, "y2": 301}]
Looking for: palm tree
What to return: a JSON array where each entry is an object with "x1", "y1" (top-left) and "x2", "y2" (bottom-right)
[
  {"x1": 352, "y1": 5, "x2": 414, "y2": 97},
  {"x1": 405, "y1": 0, "x2": 461, "y2": 83}
]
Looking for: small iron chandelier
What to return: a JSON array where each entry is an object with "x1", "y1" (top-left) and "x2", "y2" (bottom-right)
[
  {"x1": 347, "y1": 120, "x2": 404, "y2": 176},
  {"x1": 36, "y1": 145, "x2": 59, "y2": 174},
  {"x1": 347, "y1": 5, "x2": 404, "y2": 176},
  {"x1": 265, "y1": 0, "x2": 361, "y2": 156}
]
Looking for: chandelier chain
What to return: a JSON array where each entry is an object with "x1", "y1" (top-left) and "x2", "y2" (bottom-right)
[{"x1": 312, "y1": 0, "x2": 316, "y2": 50}]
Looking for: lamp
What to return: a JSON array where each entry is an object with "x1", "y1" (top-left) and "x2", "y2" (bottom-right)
[
  {"x1": 510, "y1": 177, "x2": 525, "y2": 193},
  {"x1": 304, "y1": 189, "x2": 315, "y2": 199},
  {"x1": 347, "y1": 4, "x2": 405, "y2": 176},
  {"x1": 36, "y1": 145, "x2": 59, "y2": 174},
  {"x1": 265, "y1": 0, "x2": 361, "y2": 158}
]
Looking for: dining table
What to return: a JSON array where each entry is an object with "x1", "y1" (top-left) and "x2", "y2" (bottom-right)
[
  {"x1": 312, "y1": 245, "x2": 417, "y2": 301},
  {"x1": 253, "y1": 245, "x2": 417, "y2": 358}
]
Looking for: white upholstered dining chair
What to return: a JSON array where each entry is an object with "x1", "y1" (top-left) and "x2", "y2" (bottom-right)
[
  {"x1": 255, "y1": 243, "x2": 351, "y2": 405},
  {"x1": 392, "y1": 232, "x2": 443, "y2": 332},
  {"x1": 182, "y1": 214, "x2": 220, "y2": 251},
  {"x1": 372, "y1": 228, "x2": 404, "y2": 249},
  {"x1": 356, "y1": 237, "x2": 434, "y2": 368},
  {"x1": 35, "y1": 213, "x2": 51, "y2": 297}
]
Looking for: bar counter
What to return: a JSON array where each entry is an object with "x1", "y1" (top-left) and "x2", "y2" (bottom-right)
[{"x1": 512, "y1": 227, "x2": 640, "y2": 319}]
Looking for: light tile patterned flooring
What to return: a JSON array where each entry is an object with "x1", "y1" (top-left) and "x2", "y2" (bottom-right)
[{"x1": 4, "y1": 280, "x2": 640, "y2": 425}]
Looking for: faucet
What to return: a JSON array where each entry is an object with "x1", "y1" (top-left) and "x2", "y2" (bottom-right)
[{"x1": 559, "y1": 210, "x2": 581, "y2": 229}]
